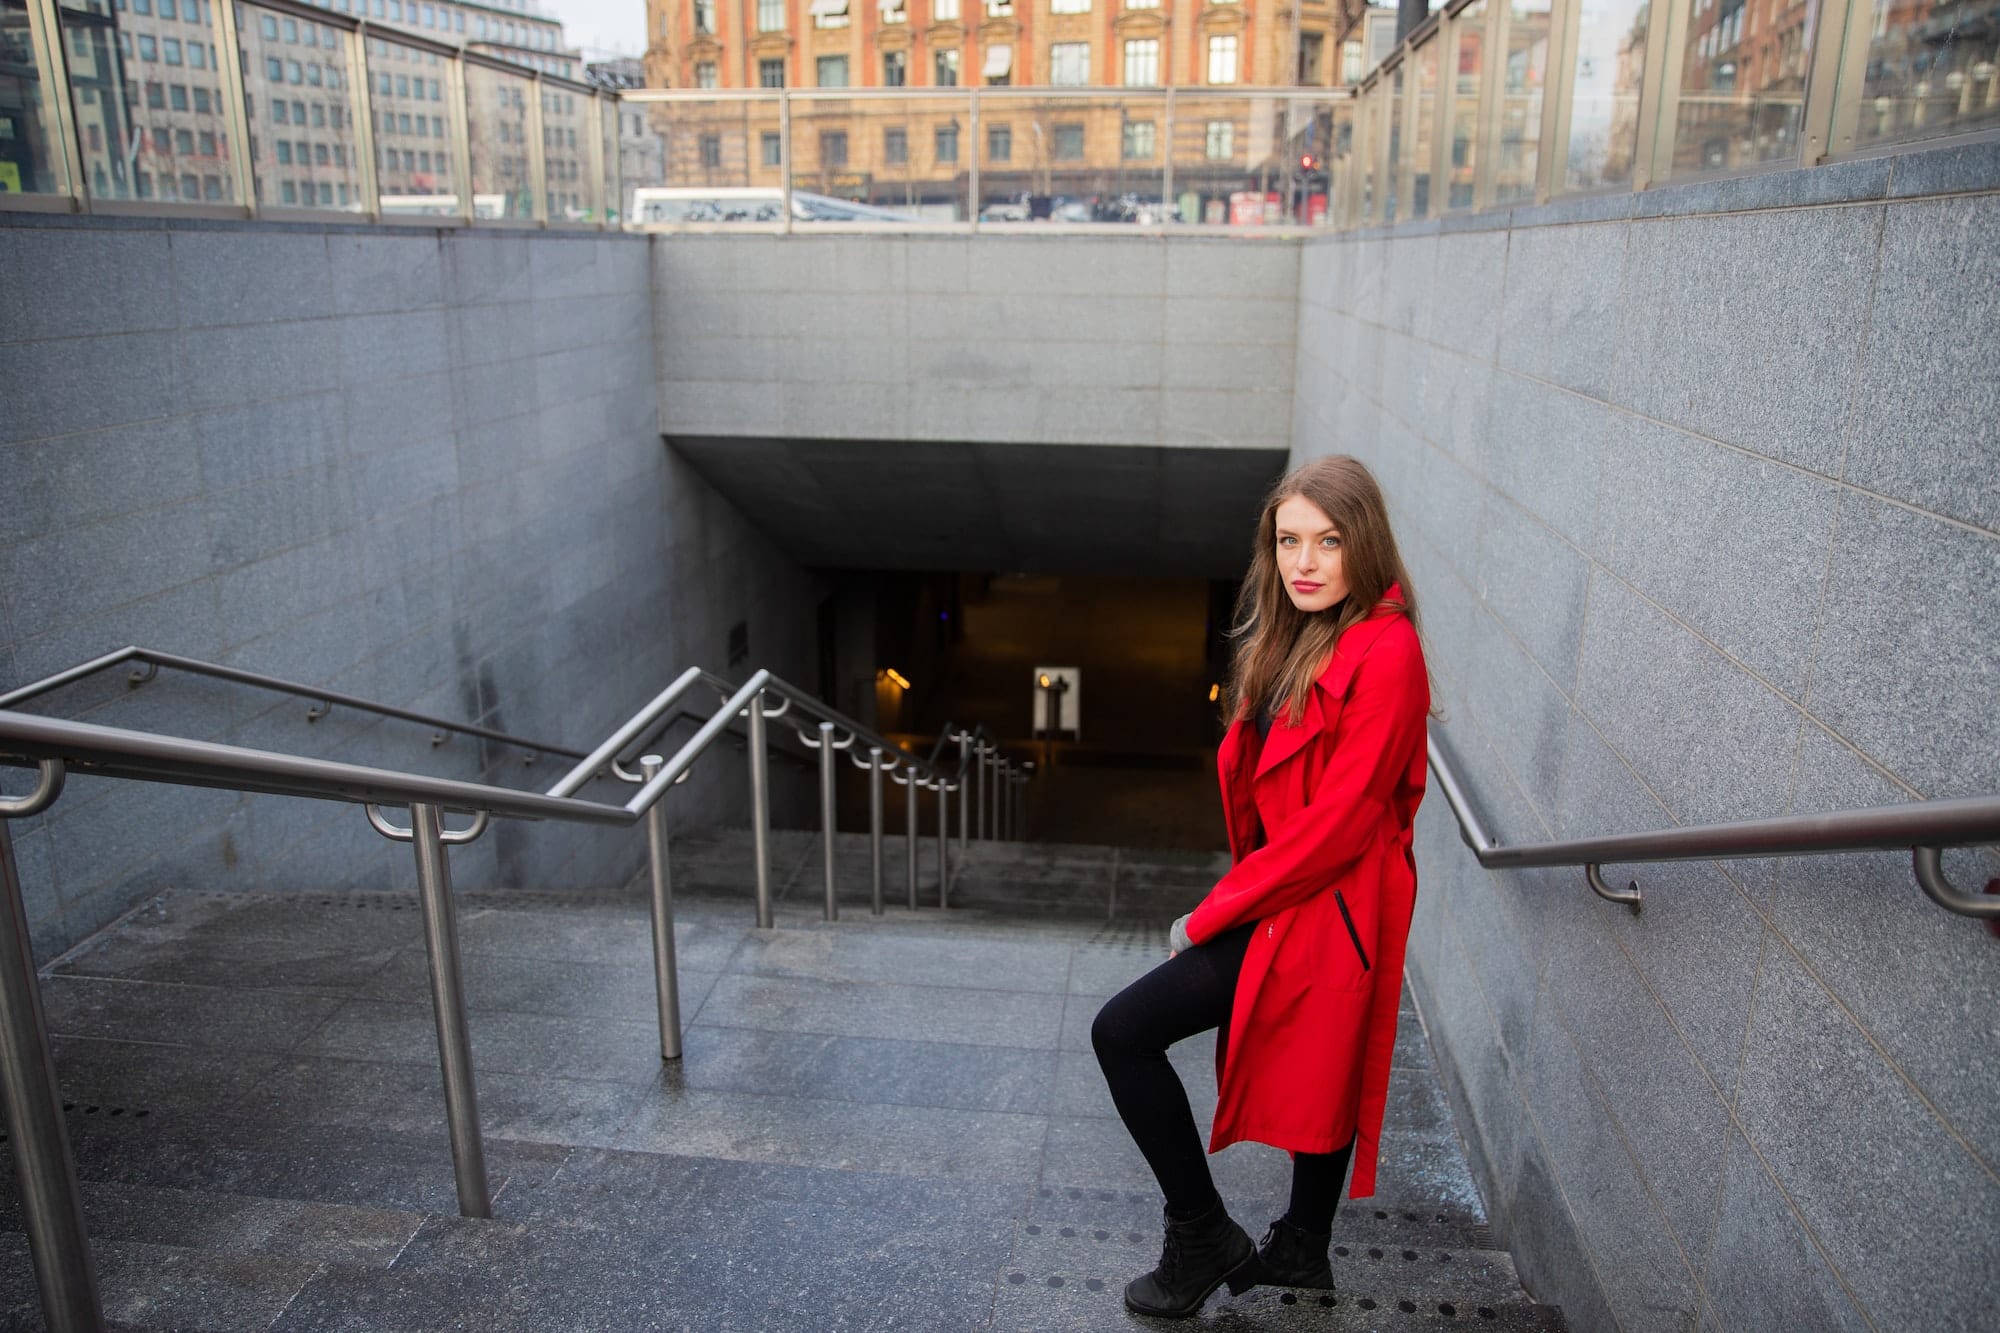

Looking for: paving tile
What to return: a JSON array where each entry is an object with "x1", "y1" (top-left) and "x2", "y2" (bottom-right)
[
  {"x1": 52, "y1": 926, "x2": 401, "y2": 996},
  {"x1": 0, "y1": 1233, "x2": 321, "y2": 1332},
  {"x1": 695, "y1": 971, "x2": 1066, "y2": 1049},
  {"x1": 672, "y1": 1023, "x2": 1057, "y2": 1115},
  {"x1": 38, "y1": 974, "x2": 346, "y2": 1054},
  {"x1": 727, "y1": 922, "x2": 1073, "y2": 993},
  {"x1": 611, "y1": 1088, "x2": 1047, "y2": 1183},
  {"x1": 295, "y1": 998, "x2": 669, "y2": 1084}
]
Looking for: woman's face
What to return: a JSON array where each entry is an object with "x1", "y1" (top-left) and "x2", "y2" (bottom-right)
[{"x1": 1274, "y1": 494, "x2": 1349, "y2": 614}]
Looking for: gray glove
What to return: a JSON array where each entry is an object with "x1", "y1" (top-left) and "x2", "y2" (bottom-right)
[{"x1": 1169, "y1": 913, "x2": 1194, "y2": 956}]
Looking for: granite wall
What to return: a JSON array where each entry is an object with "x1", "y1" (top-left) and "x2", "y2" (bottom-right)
[
  {"x1": 1291, "y1": 143, "x2": 2000, "y2": 1330},
  {"x1": 0, "y1": 215, "x2": 821, "y2": 964},
  {"x1": 652, "y1": 233, "x2": 1301, "y2": 451}
]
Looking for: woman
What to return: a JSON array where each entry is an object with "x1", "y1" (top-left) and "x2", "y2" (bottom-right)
[{"x1": 1091, "y1": 455, "x2": 1431, "y2": 1319}]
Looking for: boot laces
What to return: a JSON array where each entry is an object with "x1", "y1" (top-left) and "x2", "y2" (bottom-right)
[{"x1": 1156, "y1": 1222, "x2": 1186, "y2": 1281}]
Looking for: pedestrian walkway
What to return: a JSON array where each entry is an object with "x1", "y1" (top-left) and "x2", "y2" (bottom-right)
[{"x1": 0, "y1": 830, "x2": 1564, "y2": 1330}]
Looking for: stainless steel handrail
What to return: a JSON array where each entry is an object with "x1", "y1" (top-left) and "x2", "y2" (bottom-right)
[
  {"x1": 0, "y1": 657, "x2": 964, "y2": 1333},
  {"x1": 0, "y1": 646, "x2": 585, "y2": 762},
  {"x1": 1425, "y1": 731, "x2": 2000, "y2": 921}
]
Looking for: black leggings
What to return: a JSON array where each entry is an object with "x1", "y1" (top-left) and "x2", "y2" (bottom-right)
[{"x1": 1091, "y1": 921, "x2": 1354, "y2": 1231}]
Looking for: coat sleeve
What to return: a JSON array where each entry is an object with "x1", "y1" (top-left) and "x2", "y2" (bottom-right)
[{"x1": 1184, "y1": 631, "x2": 1425, "y2": 946}]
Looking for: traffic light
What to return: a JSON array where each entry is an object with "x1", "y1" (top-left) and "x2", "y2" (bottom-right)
[{"x1": 1300, "y1": 153, "x2": 1319, "y2": 172}]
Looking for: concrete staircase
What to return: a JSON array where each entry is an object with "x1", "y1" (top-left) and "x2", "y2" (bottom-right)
[{"x1": 0, "y1": 829, "x2": 1565, "y2": 1331}]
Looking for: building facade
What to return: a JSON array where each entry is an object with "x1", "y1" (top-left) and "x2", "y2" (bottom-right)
[
  {"x1": 635, "y1": 0, "x2": 1397, "y2": 220},
  {"x1": 646, "y1": 0, "x2": 1375, "y2": 91},
  {"x1": 24, "y1": 0, "x2": 584, "y2": 216}
]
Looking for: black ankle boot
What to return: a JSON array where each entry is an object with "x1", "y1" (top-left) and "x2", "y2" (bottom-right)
[
  {"x1": 1123, "y1": 1198, "x2": 1257, "y2": 1319},
  {"x1": 1254, "y1": 1217, "x2": 1335, "y2": 1289}
]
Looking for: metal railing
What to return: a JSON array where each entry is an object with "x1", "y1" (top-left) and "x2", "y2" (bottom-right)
[
  {"x1": 0, "y1": 650, "x2": 978, "y2": 1333},
  {"x1": 929, "y1": 721, "x2": 1033, "y2": 858},
  {"x1": 1425, "y1": 732, "x2": 2000, "y2": 921}
]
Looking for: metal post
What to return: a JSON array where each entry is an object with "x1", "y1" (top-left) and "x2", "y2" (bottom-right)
[
  {"x1": 975, "y1": 746, "x2": 987, "y2": 840},
  {"x1": 937, "y1": 779, "x2": 950, "y2": 909},
  {"x1": 818, "y1": 720, "x2": 838, "y2": 922},
  {"x1": 638, "y1": 756, "x2": 683, "y2": 1062},
  {"x1": 749, "y1": 693, "x2": 774, "y2": 930},
  {"x1": 868, "y1": 746, "x2": 885, "y2": 917},
  {"x1": 0, "y1": 813, "x2": 103, "y2": 1333},
  {"x1": 956, "y1": 732, "x2": 970, "y2": 860},
  {"x1": 990, "y1": 756, "x2": 1002, "y2": 841},
  {"x1": 905, "y1": 767, "x2": 919, "y2": 910},
  {"x1": 408, "y1": 802, "x2": 491, "y2": 1220},
  {"x1": 1000, "y1": 767, "x2": 1012, "y2": 841}
]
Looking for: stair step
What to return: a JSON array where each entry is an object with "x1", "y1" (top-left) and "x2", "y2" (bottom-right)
[{"x1": 0, "y1": 1232, "x2": 323, "y2": 1333}]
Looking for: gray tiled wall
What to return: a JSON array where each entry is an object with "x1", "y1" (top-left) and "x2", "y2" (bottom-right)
[
  {"x1": 1293, "y1": 167, "x2": 2000, "y2": 1330},
  {"x1": 1, "y1": 216, "x2": 819, "y2": 965},
  {"x1": 652, "y1": 233, "x2": 1301, "y2": 451}
]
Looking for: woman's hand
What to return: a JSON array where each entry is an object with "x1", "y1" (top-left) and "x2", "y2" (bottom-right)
[{"x1": 1168, "y1": 913, "x2": 1194, "y2": 958}]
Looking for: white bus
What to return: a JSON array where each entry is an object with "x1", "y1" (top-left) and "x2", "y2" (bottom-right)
[
  {"x1": 629, "y1": 187, "x2": 923, "y2": 226},
  {"x1": 379, "y1": 193, "x2": 509, "y2": 220}
]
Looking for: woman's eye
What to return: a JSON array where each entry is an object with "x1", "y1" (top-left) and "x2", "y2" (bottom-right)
[
  {"x1": 1278, "y1": 537, "x2": 1296, "y2": 547},
  {"x1": 1323, "y1": 537, "x2": 1340, "y2": 549}
]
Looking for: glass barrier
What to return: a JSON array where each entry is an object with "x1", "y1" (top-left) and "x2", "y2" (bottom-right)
[
  {"x1": 1405, "y1": 33, "x2": 1439, "y2": 217},
  {"x1": 597, "y1": 89, "x2": 617, "y2": 222},
  {"x1": 464, "y1": 58, "x2": 533, "y2": 220},
  {"x1": 1447, "y1": 5, "x2": 1484, "y2": 211},
  {"x1": 1663, "y1": 0, "x2": 1811, "y2": 179},
  {"x1": 1165, "y1": 93, "x2": 1330, "y2": 227},
  {"x1": 367, "y1": 32, "x2": 459, "y2": 218},
  {"x1": 243, "y1": 2, "x2": 364, "y2": 212},
  {"x1": 980, "y1": 91, "x2": 1165, "y2": 224},
  {"x1": 793, "y1": 92, "x2": 968, "y2": 223},
  {"x1": 1837, "y1": 0, "x2": 2000, "y2": 153},
  {"x1": 1383, "y1": 63, "x2": 1405, "y2": 221},
  {"x1": 3, "y1": 0, "x2": 70, "y2": 197},
  {"x1": 617, "y1": 99, "x2": 675, "y2": 224},
  {"x1": 538, "y1": 80, "x2": 594, "y2": 222},
  {"x1": 1564, "y1": 0, "x2": 1649, "y2": 191},
  {"x1": 81, "y1": 0, "x2": 238, "y2": 204},
  {"x1": 1493, "y1": 0, "x2": 1550, "y2": 202}
]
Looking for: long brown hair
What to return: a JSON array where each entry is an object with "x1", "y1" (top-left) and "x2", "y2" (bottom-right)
[{"x1": 1227, "y1": 455, "x2": 1421, "y2": 726}]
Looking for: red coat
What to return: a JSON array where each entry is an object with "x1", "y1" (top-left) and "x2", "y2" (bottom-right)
[{"x1": 1184, "y1": 593, "x2": 1429, "y2": 1199}]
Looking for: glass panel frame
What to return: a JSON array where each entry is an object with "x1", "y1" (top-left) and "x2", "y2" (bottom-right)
[{"x1": 242, "y1": 0, "x2": 366, "y2": 215}]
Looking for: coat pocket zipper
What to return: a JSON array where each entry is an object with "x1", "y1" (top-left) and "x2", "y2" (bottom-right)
[{"x1": 1334, "y1": 891, "x2": 1371, "y2": 973}]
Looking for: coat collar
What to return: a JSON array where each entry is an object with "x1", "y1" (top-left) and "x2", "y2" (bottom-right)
[{"x1": 1250, "y1": 585, "x2": 1404, "y2": 781}]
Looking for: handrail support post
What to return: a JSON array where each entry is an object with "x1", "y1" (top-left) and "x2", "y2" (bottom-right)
[
  {"x1": 749, "y1": 693, "x2": 774, "y2": 929},
  {"x1": 406, "y1": 801, "x2": 492, "y2": 1219},
  {"x1": 868, "y1": 746, "x2": 886, "y2": 917},
  {"x1": 0, "y1": 809, "x2": 104, "y2": 1333},
  {"x1": 639, "y1": 756, "x2": 684, "y2": 1061},
  {"x1": 818, "y1": 720, "x2": 838, "y2": 922}
]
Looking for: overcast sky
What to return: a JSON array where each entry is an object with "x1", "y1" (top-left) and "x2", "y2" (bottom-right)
[{"x1": 545, "y1": 0, "x2": 647, "y2": 60}]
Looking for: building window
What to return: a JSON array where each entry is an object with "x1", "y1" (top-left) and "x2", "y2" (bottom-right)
[
  {"x1": 816, "y1": 55, "x2": 849, "y2": 86},
  {"x1": 884, "y1": 127, "x2": 908, "y2": 164},
  {"x1": 174, "y1": 128, "x2": 193, "y2": 154},
  {"x1": 1126, "y1": 0, "x2": 1158, "y2": 7},
  {"x1": 1050, "y1": 42, "x2": 1089, "y2": 86},
  {"x1": 695, "y1": 62, "x2": 717, "y2": 88},
  {"x1": 986, "y1": 122, "x2": 1010, "y2": 160},
  {"x1": 276, "y1": 140, "x2": 293, "y2": 164},
  {"x1": 1298, "y1": 32, "x2": 1323, "y2": 84},
  {"x1": 883, "y1": 50, "x2": 906, "y2": 86},
  {"x1": 163, "y1": 38, "x2": 182, "y2": 65},
  {"x1": 1123, "y1": 38, "x2": 1158, "y2": 85},
  {"x1": 693, "y1": 0, "x2": 714, "y2": 34},
  {"x1": 761, "y1": 130, "x2": 782, "y2": 165},
  {"x1": 1050, "y1": 0, "x2": 1089, "y2": 9},
  {"x1": 982, "y1": 44, "x2": 1011, "y2": 84},
  {"x1": 169, "y1": 85, "x2": 189, "y2": 109},
  {"x1": 1340, "y1": 39, "x2": 1362, "y2": 85},
  {"x1": 811, "y1": 0, "x2": 849, "y2": 29},
  {"x1": 1122, "y1": 119, "x2": 1154, "y2": 159},
  {"x1": 932, "y1": 0, "x2": 958, "y2": 16},
  {"x1": 1205, "y1": 118, "x2": 1233, "y2": 158},
  {"x1": 699, "y1": 133, "x2": 721, "y2": 166},
  {"x1": 1052, "y1": 122, "x2": 1084, "y2": 159},
  {"x1": 934, "y1": 123, "x2": 958, "y2": 162},
  {"x1": 820, "y1": 130, "x2": 848, "y2": 165},
  {"x1": 139, "y1": 35, "x2": 157, "y2": 59},
  {"x1": 934, "y1": 48, "x2": 959, "y2": 85},
  {"x1": 882, "y1": 0, "x2": 907, "y2": 22},
  {"x1": 985, "y1": 0, "x2": 1011, "y2": 13},
  {"x1": 757, "y1": 0, "x2": 783, "y2": 29},
  {"x1": 1207, "y1": 34, "x2": 1238, "y2": 84},
  {"x1": 759, "y1": 58, "x2": 786, "y2": 87}
]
